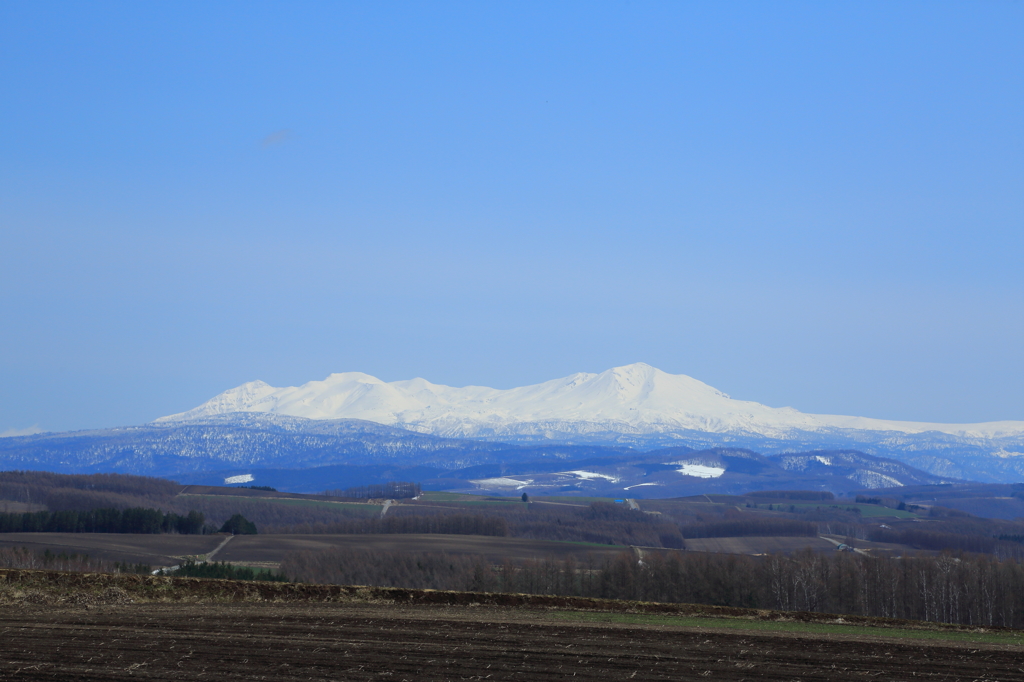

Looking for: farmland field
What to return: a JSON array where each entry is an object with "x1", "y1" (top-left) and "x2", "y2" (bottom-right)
[
  {"x1": 216, "y1": 533, "x2": 628, "y2": 567},
  {"x1": 0, "y1": 532, "x2": 630, "y2": 569},
  {"x1": 179, "y1": 493, "x2": 382, "y2": 514},
  {"x1": 682, "y1": 535, "x2": 837, "y2": 554},
  {"x1": 0, "y1": 532, "x2": 223, "y2": 565},
  {"x1": 0, "y1": 595, "x2": 1019, "y2": 680}
]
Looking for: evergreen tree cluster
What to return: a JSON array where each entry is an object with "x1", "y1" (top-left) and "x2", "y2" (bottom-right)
[
  {"x1": 170, "y1": 558, "x2": 285, "y2": 582},
  {"x1": 218, "y1": 514, "x2": 258, "y2": 535},
  {"x1": 0, "y1": 507, "x2": 206, "y2": 534}
]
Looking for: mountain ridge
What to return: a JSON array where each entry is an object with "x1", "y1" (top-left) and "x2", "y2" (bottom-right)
[{"x1": 158, "y1": 363, "x2": 1024, "y2": 440}]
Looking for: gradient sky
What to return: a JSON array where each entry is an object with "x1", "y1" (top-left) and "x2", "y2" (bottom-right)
[{"x1": 2, "y1": 1, "x2": 1022, "y2": 433}]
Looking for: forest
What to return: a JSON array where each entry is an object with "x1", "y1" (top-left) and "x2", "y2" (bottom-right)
[
  {"x1": 0, "y1": 507, "x2": 206, "y2": 534},
  {"x1": 281, "y1": 546, "x2": 1024, "y2": 628}
]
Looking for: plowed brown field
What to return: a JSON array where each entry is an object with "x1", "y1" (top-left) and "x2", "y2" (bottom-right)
[
  {"x1": 0, "y1": 533, "x2": 224, "y2": 565},
  {"x1": 216, "y1": 533, "x2": 627, "y2": 566},
  {"x1": 1, "y1": 570, "x2": 1021, "y2": 680},
  {"x1": 0, "y1": 533, "x2": 628, "y2": 570},
  {"x1": 2, "y1": 600, "x2": 1021, "y2": 681}
]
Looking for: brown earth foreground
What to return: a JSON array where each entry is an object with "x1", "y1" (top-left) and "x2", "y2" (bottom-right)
[{"x1": 0, "y1": 570, "x2": 1021, "y2": 681}]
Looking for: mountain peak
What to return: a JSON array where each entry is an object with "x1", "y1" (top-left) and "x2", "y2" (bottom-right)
[{"x1": 611, "y1": 361, "x2": 656, "y2": 373}]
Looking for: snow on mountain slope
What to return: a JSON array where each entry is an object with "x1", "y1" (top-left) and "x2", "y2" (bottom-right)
[{"x1": 157, "y1": 363, "x2": 1024, "y2": 440}]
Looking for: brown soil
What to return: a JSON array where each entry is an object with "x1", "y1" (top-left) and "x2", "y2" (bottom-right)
[
  {"x1": 1, "y1": 570, "x2": 1021, "y2": 680},
  {"x1": 0, "y1": 532, "x2": 224, "y2": 565},
  {"x1": 681, "y1": 535, "x2": 838, "y2": 554},
  {"x1": 0, "y1": 532, "x2": 628, "y2": 569},
  {"x1": 2, "y1": 601, "x2": 1020, "y2": 681},
  {"x1": 217, "y1": 533, "x2": 627, "y2": 565}
]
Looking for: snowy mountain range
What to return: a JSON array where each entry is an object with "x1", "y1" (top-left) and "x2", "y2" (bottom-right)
[
  {"x1": 0, "y1": 412, "x2": 954, "y2": 495},
  {"x1": 156, "y1": 363, "x2": 1024, "y2": 482},
  {"x1": 160, "y1": 363, "x2": 1023, "y2": 440},
  {"x1": 2, "y1": 364, "x2": 1021, "y2": 488}
]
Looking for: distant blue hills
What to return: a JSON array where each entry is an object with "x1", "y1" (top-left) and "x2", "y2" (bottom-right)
[{"x1": 0, "y1": 412, "x2": 964, "y2": 496}]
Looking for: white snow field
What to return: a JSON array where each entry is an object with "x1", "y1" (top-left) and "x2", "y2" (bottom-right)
[
  {"x1": 157, "y1": 363, "x2": 1024, "y2": 440},
  {"x1": 675, "y1": 464, "x2": 726, "y2": 479},
  {"x1": 564, "y1": 471, "x2": 620, "y2": 482},
  {"x1": 469, "y1": 477, "x2": 533, "y2": 490}
]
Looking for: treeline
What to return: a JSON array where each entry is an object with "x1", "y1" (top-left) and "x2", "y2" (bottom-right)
[
  {"x1": 0, "y1": 546, "x2": 112, "y2": 573},
  {"x1": 266, "y1": 502, "x2": 685, "y2": 549},
  {"x1": 281, "y1": 547, "x2": 1024, "y2": 628},
  {"x1": 0, "y1": 470, "x2": 179, "y2": 499},
  {"x1": 0, "y1": 471, "x2": 180, "y2": 514},
  {"x1": 747, "y1": 490, "x2": 835, "y2": 501},
  {"x1": 867, "y1": 526, "x2": 1024, "y2": 559},
  {"x1": 324, "y1": 482, "x2": 421, "y2": 500},
  {"x1": 282, "y1": 548, "x2": 499, "y2": 591},
  {"x1": 0, "y1": 508, "x2": 206, "y2": 534},
  {"x1": 607, "y1": 550, "x2": 1024, "y2": 628}
]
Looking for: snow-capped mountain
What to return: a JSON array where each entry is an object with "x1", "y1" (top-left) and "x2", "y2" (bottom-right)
[
  {"x1": 4, "y1": 363, "x2": 1020, "y2": 486},
  {"x1": 159, "y1": 363, "x2": 1023, "y2": 441},
  {"x1": 152, "y1": 364, "x2": 1024, "y2": 482}
]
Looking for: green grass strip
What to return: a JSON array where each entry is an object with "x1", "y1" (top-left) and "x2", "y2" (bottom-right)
[
  {"x1": 183, "y1": 494, "x2": 380, "y2": 514},
  {"x1": 544, "y1": 610, "x2": 1024, "y2": 645},
  {"x1": 417, "y1": 492, "x2": 488, "y2": 502},
  {"x1": 533, "y1": 496, "x2": 617, "y2": 505}
]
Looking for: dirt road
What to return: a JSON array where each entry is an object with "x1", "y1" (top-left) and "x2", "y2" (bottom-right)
[
  {"x1": 204, "y1": 534, "x2": 234, "y2": 561},
  {"x1": 0, "y1": 601, "x2": 1019, "y2": 681}
]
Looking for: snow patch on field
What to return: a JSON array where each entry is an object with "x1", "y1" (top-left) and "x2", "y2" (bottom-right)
[
  {"x1": 471, "y1": 477, "x2": 533, "y2": 490},
  {"x1": 676, "y1": 464, "x2": 725, "y2": 479},
  {"x1": 564, "y1": 470, "x2": 619, "y2": 483},
  {"x1": 224, "y1": 474, "x2": 254, "y2": 484},
  {"x1": 814, "y1": 456, "x2": 832, "y2": 465},
  {"x1": 623, "y1": 483, "x2": 660, "y2": 490}
]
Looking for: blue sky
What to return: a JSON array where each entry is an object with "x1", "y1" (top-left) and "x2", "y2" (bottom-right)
[{"x1": 1, "y1": 1, "x2": 1021, "y2": 432}]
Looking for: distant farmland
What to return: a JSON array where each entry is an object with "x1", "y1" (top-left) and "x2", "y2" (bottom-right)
[
  {"x1": 0, "y1": 532, "x2": 627, "y2": 570},
  {"x1": 0, "y1": 532, "x2": 223, "y2": 566},
  {"x1": 215, "y1": 533, "x2": 627, "y2": 567},
  {"x1": 681, "y1": 536, "x2": 836, "y2": 554}
]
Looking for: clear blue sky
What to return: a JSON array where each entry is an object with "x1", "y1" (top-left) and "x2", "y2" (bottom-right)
[{"x1": 2, "y1": 1, "x2": 1021, "y2": 432}]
